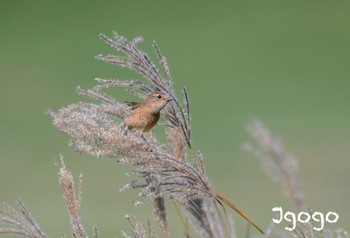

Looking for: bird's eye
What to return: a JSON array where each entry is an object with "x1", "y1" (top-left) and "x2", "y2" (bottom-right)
[{"x1": 157, "y1": 95, "x2": 162, "y2": 99}]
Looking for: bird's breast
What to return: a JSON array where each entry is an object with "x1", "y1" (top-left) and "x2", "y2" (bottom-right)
[
  {"x1": 143, "y1": 112, "x2": 160, "y2": 131},
  {"x1": 124, "y1": 110, "x2": 160, "y2": 132}
]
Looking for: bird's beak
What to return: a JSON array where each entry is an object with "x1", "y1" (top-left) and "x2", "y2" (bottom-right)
[{"x1": 167, "y1": 98, "x2": 172, "y2": 102}]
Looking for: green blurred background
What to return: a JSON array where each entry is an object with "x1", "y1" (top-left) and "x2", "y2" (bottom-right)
[{"x1": 1, "y1": 1, "x2": 349, "y2": 237}]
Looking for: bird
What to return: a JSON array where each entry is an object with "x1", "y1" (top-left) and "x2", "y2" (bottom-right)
[{"x1": 123, "y1": 92, "x2": 171, "y2": 132}]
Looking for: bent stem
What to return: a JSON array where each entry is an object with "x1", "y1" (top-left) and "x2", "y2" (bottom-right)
[
  {"x1": 172, "y1": 201, "x2": 190, "y2": 238},
  {"x1": 211, "y1": 187, "x2": 265, "y2": 236}
]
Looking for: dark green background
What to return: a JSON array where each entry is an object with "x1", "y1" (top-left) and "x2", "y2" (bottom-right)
[{"x1": 1, "y1": 1, "x2": 349, "y2": 237}]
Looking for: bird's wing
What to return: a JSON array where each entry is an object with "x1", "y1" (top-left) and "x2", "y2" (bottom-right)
[{"x1": 125, "y1": 101, "x2": 142, "y2": 110}]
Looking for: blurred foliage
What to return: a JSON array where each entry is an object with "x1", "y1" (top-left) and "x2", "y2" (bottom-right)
[{"x1": 0, "y1": 1, "x2": 349, "y2": 237}]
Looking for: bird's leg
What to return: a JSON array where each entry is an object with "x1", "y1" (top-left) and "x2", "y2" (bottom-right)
[
  {"x1": 140, "y1": 134, "x2": 153, "y2": 152},
  {"x1": 121, "y1": 123, "x2": 128, "y2": 136},
  {"x1": 141, "y1": 134, "x2": 148, "y2": 146}
]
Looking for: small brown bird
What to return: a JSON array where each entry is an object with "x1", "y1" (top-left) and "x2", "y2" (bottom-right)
[{"x1": 124, "y1": 92, "x2": 171, "y2": 132}]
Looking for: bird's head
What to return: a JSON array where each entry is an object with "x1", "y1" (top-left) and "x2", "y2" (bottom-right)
[{"x1": 145, "y1": 92, "x2": 171, "y2": 113}]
